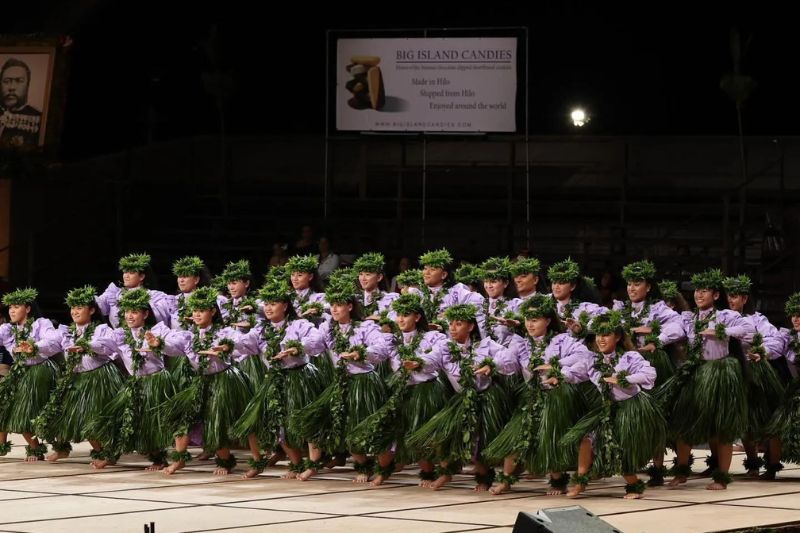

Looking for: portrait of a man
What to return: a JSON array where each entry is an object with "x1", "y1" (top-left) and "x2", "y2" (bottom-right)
[{"x1": 0, "y1": 49, "x2": 54, "y2": 148}]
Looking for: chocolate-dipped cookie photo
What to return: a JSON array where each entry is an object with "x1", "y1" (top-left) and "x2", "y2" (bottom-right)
[{"x1": 345, "y1": 55, "x2": 385, "y2": 110}]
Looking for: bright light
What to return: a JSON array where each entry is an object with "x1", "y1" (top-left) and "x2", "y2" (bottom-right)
[{"x1": 570, "y1": 108, "x2": 589, "y2": 127}]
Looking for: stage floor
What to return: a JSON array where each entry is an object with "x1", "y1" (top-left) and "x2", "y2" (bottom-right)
[{"x1": 1, "y1": 439, "x2": 799, "y2": 533}]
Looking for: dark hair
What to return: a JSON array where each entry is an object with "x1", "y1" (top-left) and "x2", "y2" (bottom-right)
[
  {"x1": 665, "y1": 292, "x2": 691, "y2": 313},
  {"x1": 1, "y1": 58, "x2": 31, "y2": 83},
  {"x1": 727, "y1": 292, "x2": 756, "y2": 316},
  {"x1": 121, "y1": 264, "x2": 160, "y2": 291}
]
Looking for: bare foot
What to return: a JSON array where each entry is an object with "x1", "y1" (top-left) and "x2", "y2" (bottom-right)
[
  {"x1": 46, "y1": 451, "x2": 69, "y2": 462},
  {"x1": 419, "y1": 478, "x2": 433, "y2": 488},
  {"x1": 145, "y1": 463, "x2": 166, "y2": 472},
  {"x1": 281, "y1": 470, "x2": 298, "y2": 480},
  {"x1": 298, "y1": 468, "x2": 317, "y2": 481},
  {"x1": 242, "y1": 469, "x2": 260, "y2": 479},
  {"x1": 371, "y1": 475, "x2": 387, "y2": 487},
  {"x1": 566, "y1": 484, "x2": 586, "y2": 498},
  {"x1": 353, "y1": 472, "x2": 370, "y2": 484},
  {"x1": 430, "y1": 474, "x2": 451, "y2": 491},
  {"x1": 668, "y1": 476, "x2": 687, "y2": 487},
  {"x1": 706, "y1": 482, "x2": 727, "y2": 491},
  {"x1": 92, "y1": 459, "x2": 110, "y2": 469},
  {"x1": 213, "y1": 466, "x2": 232, "y2": 476},
  {"x1": 474, "y1": 482, "x2": 491, "y2": 492},
  {"x1": 196, "y1": 452, "x2": 212, "y2": 461},
  {"x1": 546, "y1": 487, "x2": 565, "y2": 496},
  {"x1": 24, "y1": 455, "x2": 40, "y2": 463},
  {"x1": 164, "y1": 461, "x2": 185, "y2": 475},
  {"x1": 489, "y1": 482, "x2": 510, "y2": 495},
  {"x1": 746, "y1": 469, "x2": 760, "y2": 478},
  {"x1": 624, "y1": 492, "x2": 644, "y2": 499}
]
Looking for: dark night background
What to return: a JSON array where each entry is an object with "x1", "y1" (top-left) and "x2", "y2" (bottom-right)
[{"x1": 2, "y1": 2, "x2": 796, "y2": 160}]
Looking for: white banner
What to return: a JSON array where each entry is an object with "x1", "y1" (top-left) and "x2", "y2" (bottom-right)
[{"x1": 335, "y1": 37, "x2": 518, "y2": 132}]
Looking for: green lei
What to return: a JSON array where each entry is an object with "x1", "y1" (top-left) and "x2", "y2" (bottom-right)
[
  {"x1": 177, "y1": 324, "x2": 230, "y2": 433},
  {"x1": 591, "y1": 347, "x2": 626, "y2": 476},
  {"x1": 259, "y1": 320, "x2": 302, "y2": 449},
  {"x1": 421, "y1": 285, "x2": 448, "y2": 326},
  {"x1": 348, "y1": 330, "x2": 424, "y2": 454},
  {"x1": 223, "y1": 295, "x2": 257, "y2": 330},
  {"x1": 362, "y1": 291, "x2": 384, "y2": 318},
  {"x1": 621, "y1": 300, "x2": 663, "y2": 349},
  {"x1": 514, "y1": 332, "x2": 555, "y2": 456},
  {"x1": 656, "y1": 309, "x2": 720, "y2": 411},
  {"x1": 176, "y1": 293, "x2": 191, "y2": 330},
  {"x1": 325, "y1": 321, "x2": 366, "y2": 451},
  {"x1": 117, "y1": 325, "x2": 163, "y2": 453},
  {"x1": 0, "y1": 319, "x2": 40, "y2": 409},
  {"x1": 446, "y1": 339, "x2": 482, "y2": 463},
  {"x1": 395, "y1": 330, "x2": 425, "y2": 378},
  {"x1": 34, "y1": 322, "x2": 98, "y2": 439},
  {"x1": 483, "y1": 298, "x2": 508, "y2": 340}
]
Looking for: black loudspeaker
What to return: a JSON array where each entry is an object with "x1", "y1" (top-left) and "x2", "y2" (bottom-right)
[{"x1": 512, "y1": 506, "x2": 623, "y2": 533}]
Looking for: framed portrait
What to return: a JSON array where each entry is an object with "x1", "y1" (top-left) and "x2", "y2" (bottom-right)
[{"x1": 0, "y1": 46, "x2": 56, "y2": 149}]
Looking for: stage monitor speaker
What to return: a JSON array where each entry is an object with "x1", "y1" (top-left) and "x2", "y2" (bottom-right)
[{"x1": 512, "y1": 506, "x2": 623, "y2": 533}]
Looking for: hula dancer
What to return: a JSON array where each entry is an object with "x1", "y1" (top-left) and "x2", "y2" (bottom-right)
[
  {"x1": 354, "y1": 252, "x2": 399, "y2": 320},
  {"x1": 0, "y1": 288, "x2": 62, "y2": 462},
  {"x1": 547, "y1": 258, "x2": 606, "y2": 341},
  {"x1": 406, "y1": 304, "x2": 518, "y2": 492},
  {"x1": 354, "y1": 252, "x2": 399, "y2": 379},
  {"x1": 418, "y1": 249, "x2": 486, "y2": 336},
  {"x1": 290, "y1": 278, "x2": 392, "y2": 483},
  {"x1": 231, "y1": 279, "x2": 327, "y2": 479},
  {"x1": 168, "y1": 256, "x2": 209, "y2": 389},
  {"x1": 170, "y1": 256, "x2": 210, "y2": 331},
  {"x1": 217, "y1": 259, "x2": 259, "y2": 332},
  {"x1": 663, "y1": 269, "x2": 755, "y2": 491},
  {"x1": 510, "y1": 257, "x2": 545, "y2": 302},
  {"x1": 162, "y1": 286, "x2": 250, "y2": 476},
  {"x1": 724, "y1": 275, "x2": 787, "y2": 479},
  {"x1": 480, "y1": 257, "x2": 522, "y2": 348},
  {"x1": 766, "y1": 293, "x2": 800, "y2": 473},
  {"x1": 38, "y1": 286, "x2": 125, "y2": 467},
  {"x1": 346, "y1": 293, "x2": 450, "y2": 487},
  {"x1": 217, "y1": 260, "x2": 265, "y2": 388},
  {"x1": 613, "y1": 260, "x2": 686, "y2": 486},
  {"x1": 286, "y1": 254, "x2": 327, "y2": 321},
  {"x1": 96, "y1": 253, "x2": 172, "y2": 328},
  {"x1": 485, "y1": 295, "x2": 592, "y2": 495},
  {"x1": 561, "y1": 311, "x2": 666, "y2": 499},
  {"x1": 85, "y1": 288, "x2": 177, "y2": 470}
]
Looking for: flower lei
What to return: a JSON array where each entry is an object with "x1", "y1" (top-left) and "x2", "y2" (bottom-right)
[
  {"x1": 446, "y1": 340, "x2": 481, "y2": 463},
  {"x1": 0, "y1": 319, "x2": 40, "y2": 410},
  {"x1": 592, "y1": 347, "x2": 625, "y2": 476},
  {"x1": 34, "y1": 322, "x2": 98, "y2": 440}
]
